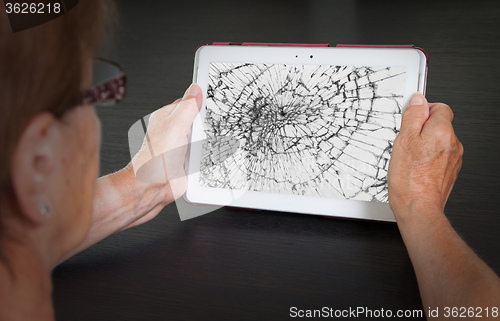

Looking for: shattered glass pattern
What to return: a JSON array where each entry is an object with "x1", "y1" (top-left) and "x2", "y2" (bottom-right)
[{"x1": 200, "y1": 63, "x2": 406, "y2": 202}]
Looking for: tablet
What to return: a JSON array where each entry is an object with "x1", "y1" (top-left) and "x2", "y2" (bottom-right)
[{"x1": 185, "y1": 44, "x2": 427, "y2": 222}]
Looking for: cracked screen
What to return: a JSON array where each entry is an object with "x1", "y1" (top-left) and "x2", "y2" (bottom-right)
[{"x1": 200, "y1": 63, "x2": 406, "y2": 203}]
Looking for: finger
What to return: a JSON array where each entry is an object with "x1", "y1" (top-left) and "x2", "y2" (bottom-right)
[
  {"x1": 399, "y1": 92, "x2": 430, "y2": 137},
  {"x1": 170, "y1": 83, "x2": 203, "y2": 128},
  {"x1": 161, "y1": 98, "x2": 182, "y2": 116},
  {"x1": 428, "y1": 102, "x2": 454, "y2": 121},
  {"x1": 421, "y1": 103, "x2": 454, "y2": 137}
]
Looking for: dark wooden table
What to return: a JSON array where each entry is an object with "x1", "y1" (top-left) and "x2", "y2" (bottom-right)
[{"x1": 53, "y1": 1, "x2": 500, "y2": 320}]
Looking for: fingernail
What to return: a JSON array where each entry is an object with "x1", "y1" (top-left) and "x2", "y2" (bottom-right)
[
  {"x1": 182, "y1": 83, "x2": 200, "y2": 100},
  {"x1": 409, "y1": 92, "x2": 425, "y2": 106}
]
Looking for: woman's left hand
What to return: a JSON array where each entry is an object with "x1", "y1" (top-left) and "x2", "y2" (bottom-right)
[
  {"x1": 130, "y1": 83, "x2": 203, "y2": 201},
  {"x1": 61, "y1": 84, "x2": 203, "y2": 262}
]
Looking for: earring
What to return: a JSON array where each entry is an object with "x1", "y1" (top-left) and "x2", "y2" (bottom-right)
[{"x1": 39, "y1": 203, "x2": 50, "y2": 215}]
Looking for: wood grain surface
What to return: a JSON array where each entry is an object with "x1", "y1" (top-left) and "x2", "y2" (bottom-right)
[{"x1": 52, "y1": 1, "x2": 500, "y2": 320}]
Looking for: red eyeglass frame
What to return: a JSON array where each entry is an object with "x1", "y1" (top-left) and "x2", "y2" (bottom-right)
[{"x1": 80, "y1": 58, "x2": 127, "y2": 105}]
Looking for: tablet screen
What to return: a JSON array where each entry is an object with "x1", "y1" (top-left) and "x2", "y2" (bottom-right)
[{"x1": 200, "y1": 62, "x2": 406, "y2": 203}]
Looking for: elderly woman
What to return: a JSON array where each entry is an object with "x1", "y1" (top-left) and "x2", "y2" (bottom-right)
[
  {"x1": 0, "y1": 1, "x2": 498, "y2": 320},
  {"x1": 0, "y1": 1, "x2": 200, "y2": 319}
]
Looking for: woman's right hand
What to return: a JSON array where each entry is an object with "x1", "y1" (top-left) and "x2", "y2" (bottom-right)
[{"x1": 387, "y1": 93, "x2": 463, "y2": 222}]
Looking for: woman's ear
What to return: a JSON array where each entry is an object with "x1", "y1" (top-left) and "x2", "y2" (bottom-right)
[{"x1": 10, "y1": 112, "x2": 60, "y2": 225}]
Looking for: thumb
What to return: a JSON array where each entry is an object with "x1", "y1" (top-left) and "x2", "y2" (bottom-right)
[
  {"x1": 399, "y1": 92, "x2": 430, "y2": 136},
  {"x1": 170, "y1": 83, "x2": 203, "y2": 126}
]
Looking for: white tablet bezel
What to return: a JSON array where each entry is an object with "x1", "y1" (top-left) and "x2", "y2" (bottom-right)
[{"x1": 185, "y1": 45, "x2": 427, "y2": 222}]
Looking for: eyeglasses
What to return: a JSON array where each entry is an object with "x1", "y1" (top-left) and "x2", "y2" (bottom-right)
[{"x1": 80, "y1": 58, "x2": 126, "y2": 106}]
